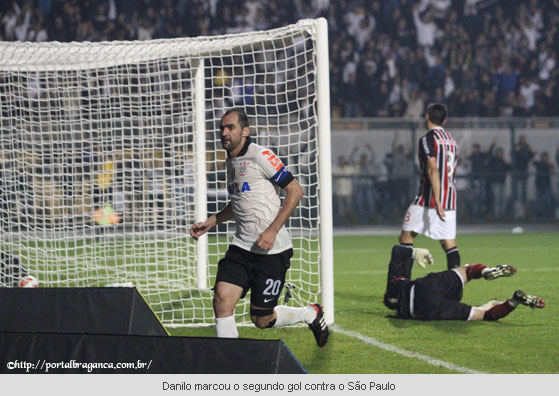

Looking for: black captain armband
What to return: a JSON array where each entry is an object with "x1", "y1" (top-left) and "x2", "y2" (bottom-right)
[{"x1": 270, "y1": 166, "x2": 294, "y2": 188}]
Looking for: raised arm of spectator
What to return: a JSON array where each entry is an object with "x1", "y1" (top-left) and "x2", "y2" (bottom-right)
[
  {"x1": 488, "y1": 136, "x2": 497, "y2": 156},
  {"x1": 349, "y1": 146, "x2": 359, "y2": 164},
  {"x1": 365, "y1": 143, "x2": 375, "y2": 164},
  {"x1": 391, "y1": 132, "x2": 399, "y2": 153},
  {"x1": 412, "y1": 3, "x2": 424, "y2": 30},
  {"x1": 14, "y1": 7, "x2": 31, "y2": 41}
]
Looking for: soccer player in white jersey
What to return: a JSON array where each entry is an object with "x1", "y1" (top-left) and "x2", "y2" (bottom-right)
[
  {"x1": 399, "y1": 103, "x2": 461, "y2": 269},
  {"x1": 190, "y1": 108, "x2": 328, "y2": 347}
]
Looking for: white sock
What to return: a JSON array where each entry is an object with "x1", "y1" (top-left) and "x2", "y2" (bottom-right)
[
  {"x1": 272, "y1": 305, "x2": 316, "y2": 328},
  {"x1": 215, "y1": 315, "x2": 238, "y2": 338}
]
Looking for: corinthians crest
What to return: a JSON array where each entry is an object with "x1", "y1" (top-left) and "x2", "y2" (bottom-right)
[{"x1": 239, "y1": 161, "x2": 250, "y2": 176}]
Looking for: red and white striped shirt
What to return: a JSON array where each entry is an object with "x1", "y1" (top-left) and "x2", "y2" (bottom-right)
[{"x1": 412, "y1": 127, "x2": 458, "y2": 210}]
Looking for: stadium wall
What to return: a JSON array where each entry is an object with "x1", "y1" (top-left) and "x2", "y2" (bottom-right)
[{"x1": 330, "y1": 118, "x2": 559, "y2": 225}]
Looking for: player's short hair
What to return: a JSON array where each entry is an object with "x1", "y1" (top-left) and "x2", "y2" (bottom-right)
[
  {"x1": 426, "y1": 103, "x2": 447, "y2": 125},
  {"x1": 223, "y1": 108, "x2": 250, "y2": 130}
]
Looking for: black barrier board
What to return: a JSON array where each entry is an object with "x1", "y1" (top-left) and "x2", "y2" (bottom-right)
[
  {"x1": 0, "y1": 332, "x2": 306, "y2": 374},
  {"x1": 0, "y1": 288, "x2": 166, "y2": 336}
]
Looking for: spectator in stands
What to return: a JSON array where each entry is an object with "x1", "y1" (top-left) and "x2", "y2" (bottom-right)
[
  {"x1": 332, "y1": 155, "x2": 357, "y2": 224},
  {"x1": 500, "y1": 91, "x2": 519, "y2": 117},
  {"x1": 518, "y1": 76, "x2": 540, "y2": 116},
  {"x1": 2, "y1": 3, "x2": 19, "y2": 41},
  {"x1": 486, "y1": 140, "x2": 511, "y2": 219},
  {"x1": 428, "y1": 54, "x2": 446, "y2": 94},
  {"x1": 353, "y1": 14, "x2": 375, "y2": 51},
  {"x1": 350, "y1": 144, "x2": 377, "y2": 221},
  {"x1": 385, "y1": 133, "x2": 414, "y2": 214},
  {"x1": 393, "y1": 14, "x2": 415, "y2": 49},
  {"x1": 468, "y1": 142, "x2": 490, "y2": 218},
  {"x1": 412, "y1": 2, "x2": 437, "y2": 51},
  {"x1": 372, "y1": 81, "x2": 391, "y2": 117},
  {"x1": 404, "y1": 90, "x2": 425, "y2": 118},
  {"x1": 443, "y1": 68, "x2": 455, "y2": 99},
  {"x1": 13, "y1": 5, "x2": 30, "y2": 42},
  {"x1": 534, "y1": 84, "x2": 555, "y2": 117},
  {"x1": 511, "y1": 134, "x2": 535, "y2": 216},
  {"x1": 533, "y1": 152, "x2": 555, "y2": 219},
  {"x1": 403, "y1": 49, "x2": 428, "y2": 94},
  {"x1": 480, "y1": 90, "x2": 499, "y2": 117},
  {"x1": 388, "y1": 75, "x2": 406, "y2": 116},
  {"x1": 341, "y1": 67, "x2": 361, "y2": 117},
  {"x1": 539, "y1": 51, "x2": 557, "y2": 82},
  {"x1": 463, "y1": 1, "x2": 483, "y2": 40},
  {"x1": 27, "y1": 18, "x2": 48, "y2": 42},
  {"x1": 429, "y1": 86, "x2": 445, "y2": 107},
  {"x1": 496, "y1": 64, "x2": 520, "y2": 102}
]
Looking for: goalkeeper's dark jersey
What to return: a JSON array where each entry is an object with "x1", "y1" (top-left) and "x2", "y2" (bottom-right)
[
  {"x1": 383, "y1": 244, "x2": 469, "y2": 320},
  {"x1": 385, "y1": 266, "x2": 471, "y2": 321}
]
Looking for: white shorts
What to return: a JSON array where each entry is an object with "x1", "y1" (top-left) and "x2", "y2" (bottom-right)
[{"x1": 402, "y1": 204, "x2": 456, "y2": 240}]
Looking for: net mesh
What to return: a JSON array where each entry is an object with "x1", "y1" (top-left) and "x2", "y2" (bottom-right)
[{"x1": 0, "y1": 20, "x2": 321, "y2": 326}]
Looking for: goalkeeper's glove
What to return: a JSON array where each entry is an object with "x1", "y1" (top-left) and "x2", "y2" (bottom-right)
[{"x1": 412, "y1": 248, "x2": 434, "y2": 268}]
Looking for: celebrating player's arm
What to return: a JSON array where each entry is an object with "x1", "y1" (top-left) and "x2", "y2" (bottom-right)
[
  {"x1": 256, "y1": 179, "x2": 303, "y2": 251},
  {"x1": 190, "y1": 202, "x2": 234, "y2": 241},
  {"x1": 426, "y1": 156, "x2": 446, "y2": 221}
]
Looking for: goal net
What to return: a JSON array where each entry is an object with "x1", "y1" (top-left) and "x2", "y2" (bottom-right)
[{"x1": 0, "y1": 19, "x2": 333, "y2": 326}]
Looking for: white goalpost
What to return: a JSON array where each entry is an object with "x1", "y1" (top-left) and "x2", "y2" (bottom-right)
[{"x1": 0, "y1": 18, "x2": 334, "y2": 326}]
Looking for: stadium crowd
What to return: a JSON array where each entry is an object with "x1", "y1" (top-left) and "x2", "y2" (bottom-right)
[
  {"x1": 1, "y1": 0, "x2": 558, "y2": 227},
  {"x1": 2, "y1": 0, "x2": 559, "y2": 118}
]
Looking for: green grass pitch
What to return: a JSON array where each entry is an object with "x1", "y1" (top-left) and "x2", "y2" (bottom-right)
[{"x1": 169, "y1": 232, "x2": 559, "y2": 373}]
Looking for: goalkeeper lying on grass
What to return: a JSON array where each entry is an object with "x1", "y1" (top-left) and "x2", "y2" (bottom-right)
[{"x1": 383, "y1": 245, "x2": 545, "y2": 321}]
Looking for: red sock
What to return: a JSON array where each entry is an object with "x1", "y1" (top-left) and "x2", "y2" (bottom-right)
[
  {"x1": 483, "y1": 300, "x2": 515, "y2": 321},
  {"x1": 466, "y1": 263, "x2": 487, "y2": 280}
]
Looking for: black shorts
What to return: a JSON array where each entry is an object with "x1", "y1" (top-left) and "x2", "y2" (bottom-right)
[
  {"x1": 214, "y1": 245, "x2": 293, "y2": 308},
  {"x1": 412, "y1": 269, "x2": 472, "y2": 321}
]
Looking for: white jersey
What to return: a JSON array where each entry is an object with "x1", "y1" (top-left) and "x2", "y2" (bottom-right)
[{"x1": 226, "y1": 140, "x2": 294, "y2": 254}]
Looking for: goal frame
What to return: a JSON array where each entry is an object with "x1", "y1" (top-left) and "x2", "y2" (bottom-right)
[
  {"x1": 191, "y1": 18, "x2": 334, "y2": 324},
  {"x1": 0, "y1": 18, "x2": 334, "y2": 326}
]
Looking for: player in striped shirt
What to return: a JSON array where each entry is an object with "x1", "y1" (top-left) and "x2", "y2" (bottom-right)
[{"x1": 399, "y1": 103, "x2": 461, "y2": 269}]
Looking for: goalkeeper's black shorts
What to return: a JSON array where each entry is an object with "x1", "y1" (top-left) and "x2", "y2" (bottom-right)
[{"x1": 412, "y1": 269, "x2": 471, "y2": 321}]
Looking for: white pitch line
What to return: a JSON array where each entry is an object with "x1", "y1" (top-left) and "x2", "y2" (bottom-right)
[{"x1": 332, "y1": 325, "x2": 484, "y2": 374}]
